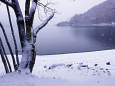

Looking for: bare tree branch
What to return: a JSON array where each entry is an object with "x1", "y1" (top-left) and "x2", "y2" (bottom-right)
[
  {"x1": 29, "y1": 0, "x2": 37, "y2": 26},
  {"x1": 0, "y1": 37, "x2": 12, "y2": 72},
  {"x1": 37, "y1": 1, "x2": 55, "y2": 21},
  {"x1": 1, "y1": 0, "x2": 26, "y2": 49},
  {"x1": 37, "y1": 1, "x2": 53, "y2": 12},
  {"x1": 12, "y1": 0, "x2": 26, "y2": 49},
  {"x1": 0, "y1": 22, "x2": 18, "y2": 71},
  {"x1": 25, "y1": 0, "x2": 30, "y2": 16},
  {"x1": 6, "y1": 5, "x2": 19, "y2": 66},
  {"x1": 0, "y1": 38, "x2": 9, "y2": 73},
  {"x1": 34, "y1": 12, "x2": 54, "y2": 34},
  {"x1": 25, "y1": 0, "x2": 31, "y2": 41},
  {"x1": 25, "y1": 0, "x2": 37, "y2": 41},
  {"x1": 0, "y1": 0, "x2": 13, "y2": 7}
]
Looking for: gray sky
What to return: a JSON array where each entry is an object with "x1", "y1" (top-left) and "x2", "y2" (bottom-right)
[
  {"x1": 0, "y1": 0, "x2": 107, "y2": 25},
  {"x1": 53, "y1": 0, "x2": 107, "y2": 23}
]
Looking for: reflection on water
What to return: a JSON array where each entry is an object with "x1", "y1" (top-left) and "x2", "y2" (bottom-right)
[
  {"x1": 36, "y1": 26, "x2": 115, "y2": 55},
  {"x1": 0, "y1": 26, "x2": 115, "y2": 55},
  {"x1": 72, "y1": 26, "x2": 115, "y2": 47}
]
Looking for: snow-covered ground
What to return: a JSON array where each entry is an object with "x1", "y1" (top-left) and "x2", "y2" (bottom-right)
[{"x1": 0, "y1": 49, "x2": 115, "y2": 86}]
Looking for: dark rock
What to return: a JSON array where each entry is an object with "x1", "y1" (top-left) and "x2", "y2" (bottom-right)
[
  {"x1": 94, "y1": 64, "x2": 98, "y2": 66},
  {"x1": 44, "y1": 65, "x2": 47, "y2": 68},
  {"x1": 66, "y1": 64, "x2": 73, "y2": 68},
  {"x1": 106, "y1": 69, "x2": 109, "y2": 70},
  {"x1": 48, "y1": 64, "x2": 65, "y2": 69},
  {"x1": 100, "y1": 68, "x2": 104, "y2": 70},
  {"x1": 106, "y1": 62, "x2": 111, "y2": 65},
  {"x1": 81, "y1": 65, "x2": 88, "y2": 67}
]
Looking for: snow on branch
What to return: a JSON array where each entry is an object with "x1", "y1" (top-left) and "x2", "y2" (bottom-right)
[
  {"x1": 29, "y1": 0, "x2": 37, "y2": 18},
  {"x1": 34, "y1": 12, "x2": 54, "y2": 34},
  {"x1": 0, "y1": 0, "x2": 13, "y2": 7}
]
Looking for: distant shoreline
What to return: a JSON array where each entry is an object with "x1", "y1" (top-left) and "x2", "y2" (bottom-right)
[{"x1": 57, "y1": 23, "x2": 115, "y2": 27}]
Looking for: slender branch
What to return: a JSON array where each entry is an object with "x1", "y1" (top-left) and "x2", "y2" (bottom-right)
[
  {"x1": 34, "y1": 12, "x2": 54, "y2": 34},
  {"x1": 0, "y1": 22, "x2": 18, "y2": 71},
  {"x1": 6, "y1": 5, "x2": 19, "y2": 66},
  {"x1": 29, "y1": 0, "x2": 37, "y2": 24},
  {"x1": 37, "y1": 2, "x2": 53, "y2": 11},
  {"x1": 0, "y1": 0, "x2": 13, "y2": 7},
  {"x1": 12, "y1": 0, "x2": 26, "y2": 49},
  {"x1": 0, "y1": 37, "x2": 12, "y2": 72},
  {"x1": 26, "y1": 0, "x2": 37, "y2": 41},
  {"x1": 1, "y1": 0, "x2": 26, "y2": 49},
  {"x1": 25, "y1": 0, "x2": 30, "y2": 16},
  {"x1": 0, "y1": 38, "x2": 9, "y2": 73}
]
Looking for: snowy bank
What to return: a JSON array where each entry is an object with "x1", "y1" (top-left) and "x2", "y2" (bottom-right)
[
  {"x1": 0, "y1": 49, "x2": 115, "y2": 86},
  {"x1": 33, "y1": 49, "x2": 115, "y2": 79},
  {"x1": 0, "y1": 72, "x2": 115, "y2": 86}
]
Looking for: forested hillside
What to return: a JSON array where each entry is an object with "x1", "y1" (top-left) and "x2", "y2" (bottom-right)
[{"x1": 58, "y1": 0, "x2": 115, "y2": 26}]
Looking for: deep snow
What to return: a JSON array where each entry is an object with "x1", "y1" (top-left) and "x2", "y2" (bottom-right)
[{"x1": 0, "y1": 49, "x2": 115, "y2": 86}]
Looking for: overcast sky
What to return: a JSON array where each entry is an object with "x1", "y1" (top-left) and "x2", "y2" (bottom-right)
[
  {"x1": 53, "y1": 0, "x2": 107, "y2": 23},
  {"x1": 0, "y1": 0, "x2": 107, "y2": 25}
]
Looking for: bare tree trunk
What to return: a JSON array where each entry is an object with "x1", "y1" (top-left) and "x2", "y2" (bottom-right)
[
  {"x1": 0, "y1": 22, "x2": 17, "y2": 70},
  {"x1": 0, "y1": 0, "x2": 54, "y2": 73},
  {"x1": 6, "y1": 5, "x2": 19, "y2": 66},
  {"x1": 24, "y1": 0, "x2": 37, "y2": 73},
  {"x1": 0, "y1": 38, "x2": 9, "y2": 73},
  {"x1": 26, "y1": 40, "x2": 36, "y2": 73},
  {"x1": 29, "y1": 45, "x2": 36, "y2": 73}
]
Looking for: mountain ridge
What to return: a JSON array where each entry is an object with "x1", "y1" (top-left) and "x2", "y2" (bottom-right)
[{"x1": 57, "y1": 0, "x2": 115, "y2": 26}]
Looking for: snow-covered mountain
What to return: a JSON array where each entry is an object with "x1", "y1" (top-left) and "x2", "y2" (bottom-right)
[{"x1": 57, "y1": 0, "x2": 115, "y2": 26}]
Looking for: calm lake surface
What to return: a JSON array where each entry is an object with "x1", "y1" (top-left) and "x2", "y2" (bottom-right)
[{"x1": 1, "y1": 25, "x2": 115, "y2": 55}]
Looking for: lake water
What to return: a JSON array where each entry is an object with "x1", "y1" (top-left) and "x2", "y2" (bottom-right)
[{"x1": 1, "y1": 25, "x2": 115, "y2": 55}]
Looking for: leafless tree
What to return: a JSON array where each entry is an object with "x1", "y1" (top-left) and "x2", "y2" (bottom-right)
[{"x1": 0, "y1": 0, "x2": 54, "y2": 73}]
